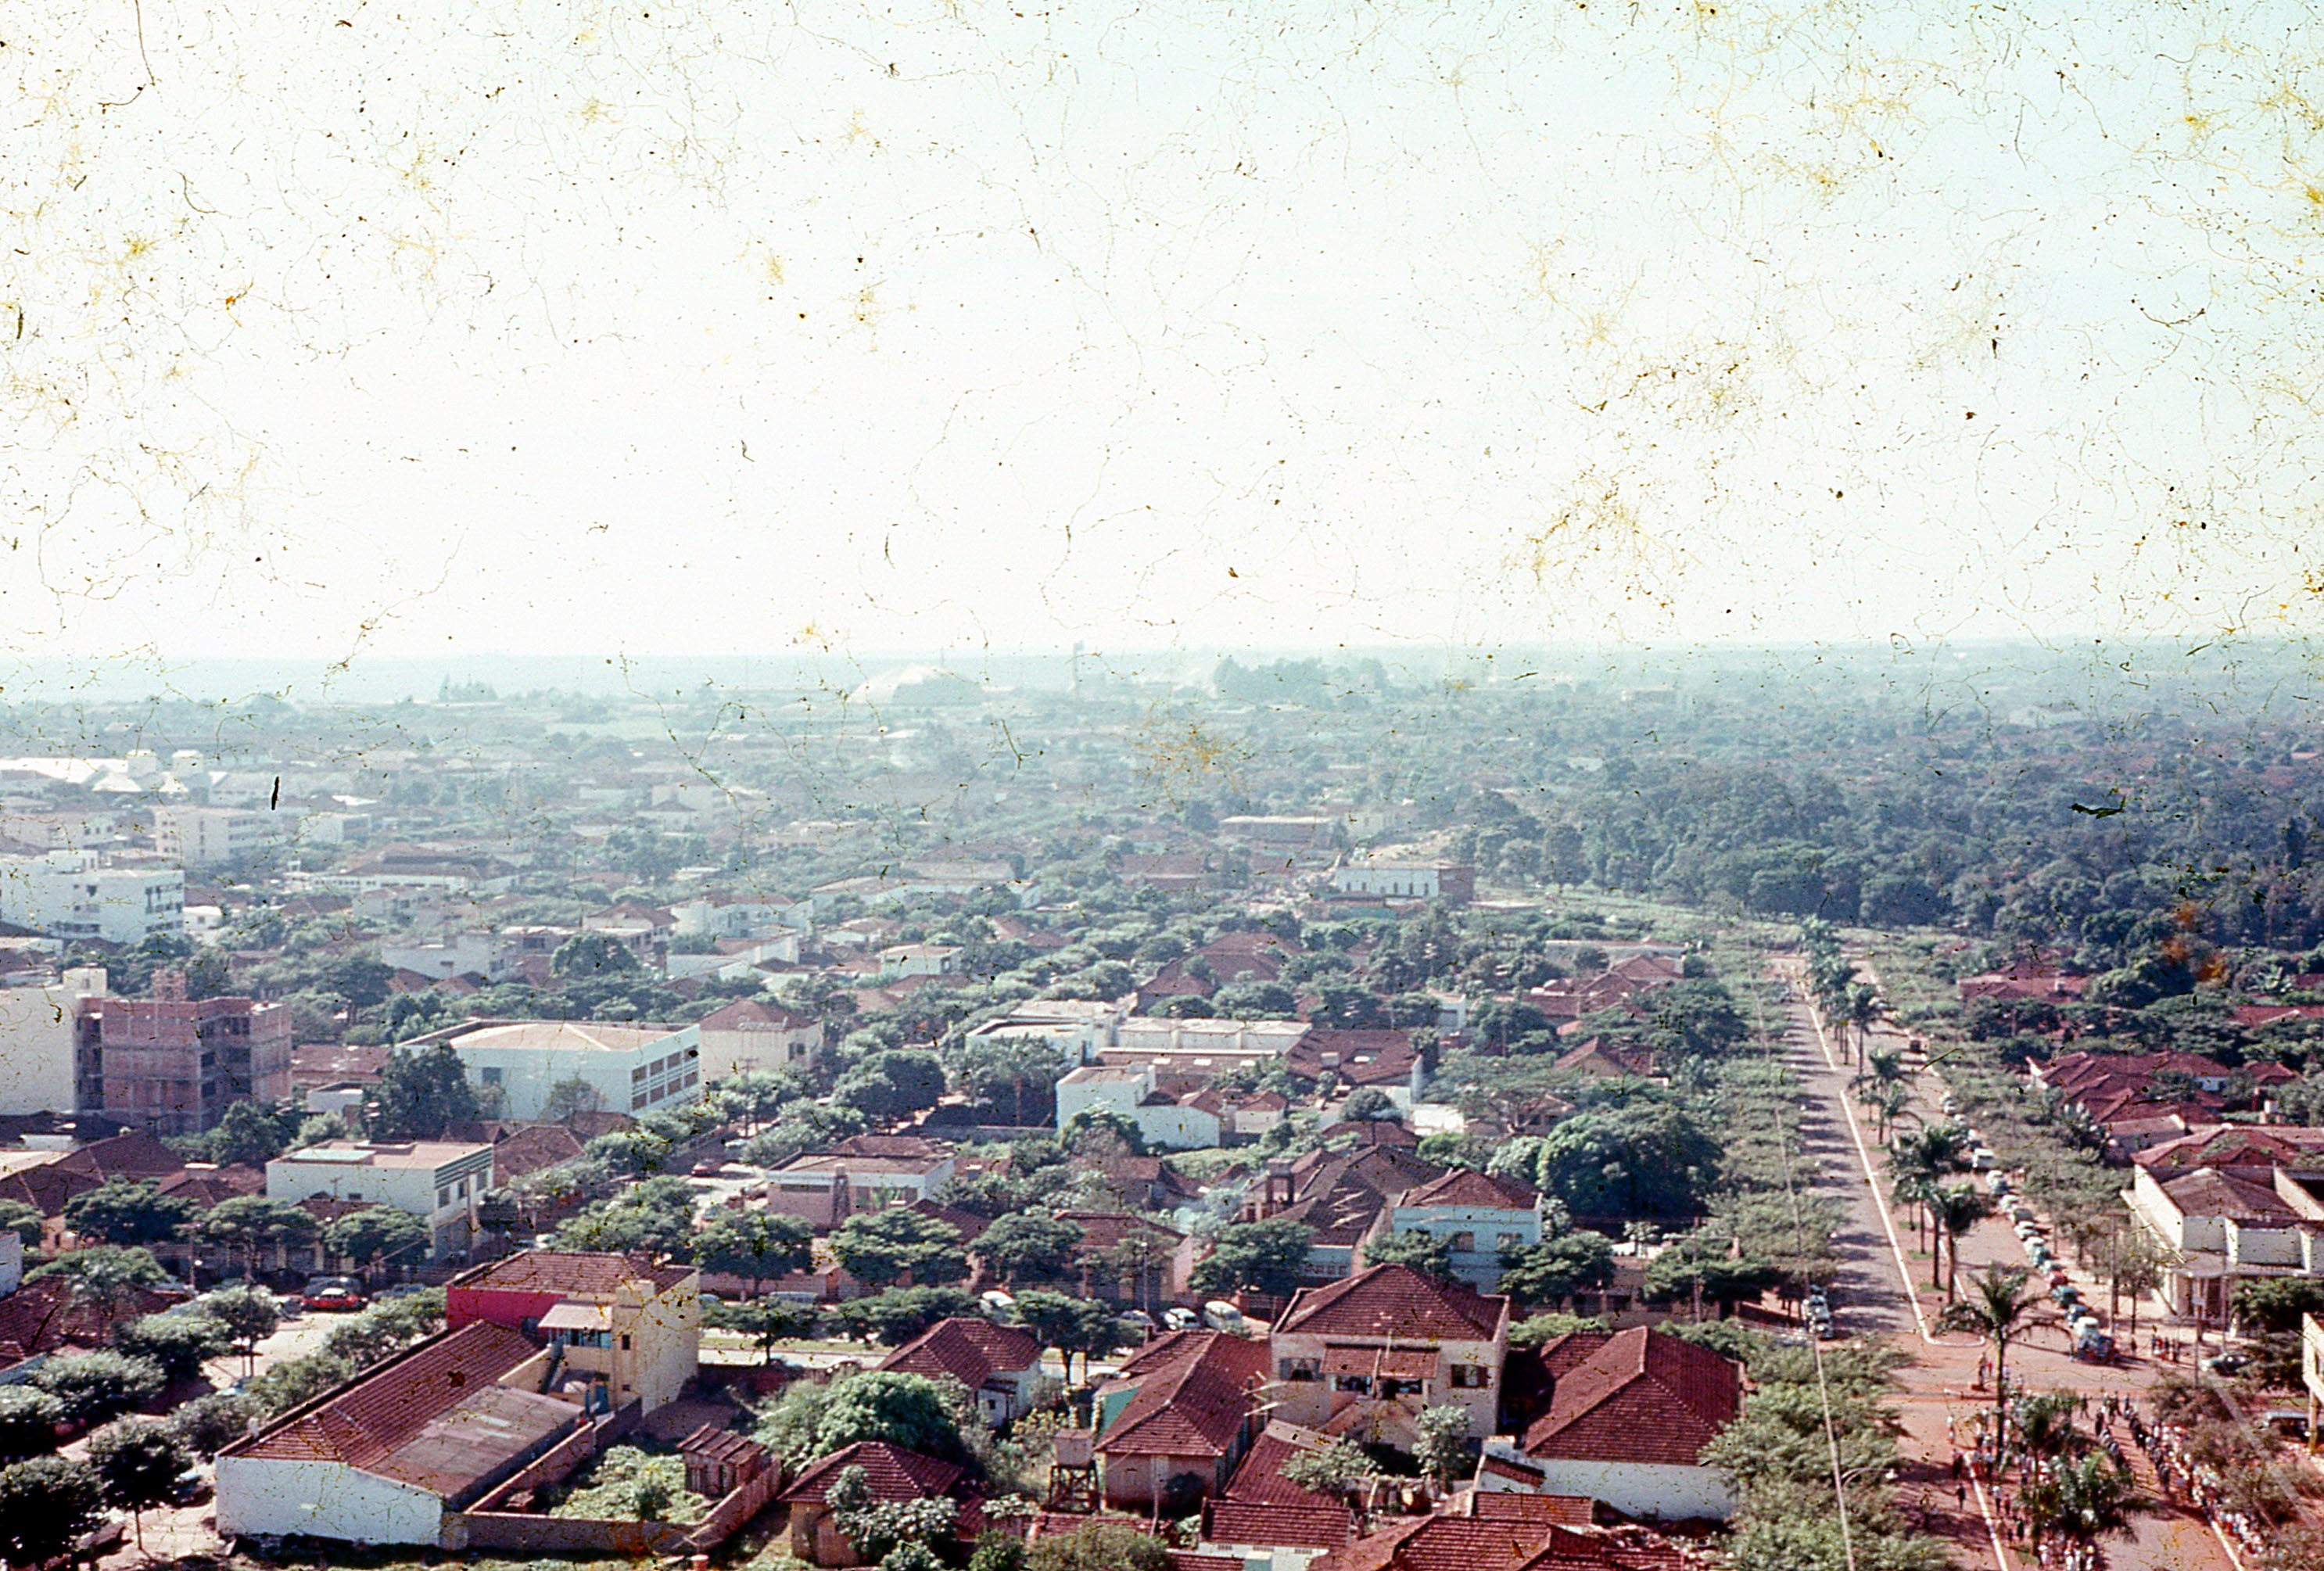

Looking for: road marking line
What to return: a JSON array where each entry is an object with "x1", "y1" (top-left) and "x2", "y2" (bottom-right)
[{"x1": 1786, "y1": 970, "x2": 1941, "y2": 1344}]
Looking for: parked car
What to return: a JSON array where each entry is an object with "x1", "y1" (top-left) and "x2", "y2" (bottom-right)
[
  {"x1": 2200, "y1": 1351, "x2": 2250, "y2": 1376},
  {"x1": 1163, "y1": 1307, "x2": 1201, "y2": 1332},
  {"x1": 1201, "y1": 1300, "x2": 1246, "y2": 1333},
  {"x1": 303, "y1": 1279, "x2": 366, "y2": 1312}
]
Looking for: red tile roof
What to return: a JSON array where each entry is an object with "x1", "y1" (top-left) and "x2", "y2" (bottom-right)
[
  {"x1": 1096, "y1": 1331, "x2": 1268, "y2": 1458},
  {"x1": 1465, "y1": 1490, "x2": 1595, "y2": 1526},
  {"x1": 225, "y1": 1322, "x2": 567, "y2": 1493},
  {"x1": 1206, "y1": 1501, "x2": 1357, "y2": 1550},
  {"x1": 878, "y1": 1317, "x2": 1040, "y2": 1390},
  {"x1": 1397, "y1": 1169, "x2": 1540, "y2": 1211},
  {"x1": 1277, "y1": 1264, "x2": 1510, "y2": 1343},
  {"x1": 1522, "y1": 1328, "x2": 1741, "y2": 1465},
  {"x1": 1315, "y1": 1512, "x2": 1696, "y2": 1571},
  {"x1": 1221, "y1": 1421, "x2": 1353, "y2": 1508},
  {"x1": 697, "y1": 999, "x2": 819, "y2": 1031},
  {"x1": 449, "y1": 1250, "x2": 694, "y2": 1298},
  {"x1": 779, "y1": 1440, "x2": 964, "y2": 1505}
]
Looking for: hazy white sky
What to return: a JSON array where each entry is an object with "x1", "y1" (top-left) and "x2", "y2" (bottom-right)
[{"x1": 8, "y1": 0, "x2": 2324, "y2": 669}]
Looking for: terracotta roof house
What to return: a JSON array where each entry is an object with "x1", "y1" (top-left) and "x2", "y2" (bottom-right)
[
  {"x1": 1382, "y1": 1168, "x2": 1547, "y2": 1292},
  {"x1": 1289, "y1": 1028, "x2": 1422, "y2": 1089},
  {"x1": 215, "y1": 1321, "x2": 581, "y2": 1545},
  {"x1": 445, "y1": 1250, "x2": 701, "y2": 1415},
  {"x1": 1957, "y1": 969, "x2": 2088, "y2": 1002},
  {"x1": 1093, "y1": 1330, "x2": 1271, "y2": 1510},
  {"x1": 1247, "y1": 1147, "x2": 1447, "y2": 1281},
  {"x1": 778, "y1": 1440, "x2": 979, "y2": 1566},
  {"x1": 1309, "y1": 1493, "x2": 1696, "y2": 1571},
  {"x1": 1270, "y1": 1264, "x2": 1512, "y2": 1449},
  {"x1": 878, "y1": 1317, "x2": 1043, "y2": 1426},
  {"x1": 1480, "y1": 1328, "x2": 1742, "y2": 1521},
  {"x1": 1201, "y1": 1421, "x2": 1361, "y2": 1556}
]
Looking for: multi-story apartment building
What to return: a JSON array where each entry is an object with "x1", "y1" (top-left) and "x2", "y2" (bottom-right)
[
  {"x1": 154, "y1": 806, "x2": 279, "y2": 869},
  {"x1": 74, "y1": 970, "x2": 292, "y2": 1135},
  {"x1": 0, "y1": 967, "x2": 109, "y2": 1116},
  {"x1": 0, "y1": 852, "x2": 183, "y2": 944}
]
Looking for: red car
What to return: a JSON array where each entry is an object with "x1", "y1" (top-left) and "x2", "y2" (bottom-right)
[{"x1": 303, "y1": 1281, "x2": 367, "y2": 1312}]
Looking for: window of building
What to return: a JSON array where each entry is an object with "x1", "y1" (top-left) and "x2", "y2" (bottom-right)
[
  {"x1": 1449, "y1": 1364, "x2": 1490, "y2": 1389},
  {"x1": 1495, "y1": 1232, "x2": 1522, "y2": 1250},
  {"x1": 1449, "y1": 1232, "x2": 1476, "y2": 1253},
  {"x1": 438, "y1": 1187, "x2": 451, "y2": 1207},
  {"x1": 1279, "y1": 1358, "x2": 1320, "y2": 1383},
  {"x1": 480, "y1": 1067, "x2": 502, "y2": 1086},
  {"x1": 1332, "y1": 1375, "x2": 1374, "y2": 1395},
  {"x1": 631, "y1": 1092, "x2": 647, "y2": 1110},
  {"x1": 620, "y1": 1334, "x2": 632, "y2": 1350},
  {"x1": 632, "y1": 1065, "x2": 647, "y2": 1082}
]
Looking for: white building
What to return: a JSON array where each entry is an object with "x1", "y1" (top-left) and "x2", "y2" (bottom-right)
[
  {"x1": 690, "y1": 999, "x2": 823, "y2": 1078},
  {"x1": 0, "y1": 967, "x2": 106, "y2": 1115},
  {"x1": 1329, "y1": 859, "x2": 1474, "y2": 903},
  {"x1": 1056, "y1": 1063, "x2": 1221, "y2": 1152},
  {"x1": 962, "y1": 998, "x2": 1132, "y2": 1066},
  {"x1": 878, "y1": 943, "x2": 961, "y2": 978},
  {"x1": 436, "y1": 1020, "x2": 705, "y2": 1119},
  {"x1": 378, "y1": 931, "x2": 518, "y2": 984},
  {"x1": 0, "y1": 852, "x2": 184, "y2": 944},
  {"x1": 265, "y1": 1140, "x2": 497, "y2": 1261},
  {"x1": 2127, "y1": 1163, "x2": 2324, "y2": 1329},
  {"x1": 669, "y1": 893, "x2": 810, "y2": 940},
  {"x1": 154, "y1": 806, "x2": 280, "y2": 869}
]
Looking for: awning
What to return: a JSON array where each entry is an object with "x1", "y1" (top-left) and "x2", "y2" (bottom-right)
[
  {"x1": 1322, "y1": 1347, "x2": 1435, "y2": 1380},
  {"x1": 539, "y1": 1300, "x2": 611, "y2": 1332}
]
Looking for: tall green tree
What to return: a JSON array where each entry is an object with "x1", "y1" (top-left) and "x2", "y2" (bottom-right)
[
  {"x1": 0, "y1": 1455, "x2": 103, "y2": 1569},
  {"x1": 1938, "y1": 1264, "x2": 2046, "y2": 1433},
  {"x1": 87, "y1": 1419, "x2": 192, "y2": 1552},
  {"x1": 62, "y1": 1181, "x2": 194, "y2": 1248},
  {"x1": 693, "y1": 1210, "x2": 815, "y2": 1294},
  {"x1": 974, "y1": 1210, "x2": 1081, "y2": 1286},
  {"x1": 324, "y1": 1206, "x2": 432, "y2": 1279},
  {"x1": 368, "y1": 1042, "x2": 482, "y2": 1140},
  {"x1": 1361, "y1": 1231, "x2": 1455, "y2": 1283},
  {"x1": 1191, "y1": 1219, "x2": 1313, "y2": 1300},
  {"x1": 830, "y1": 1209, "x2": 968, "y2": 1289},
  {"x1": 198, "y1": 1195, "x2": 321, "y2": 1278}
]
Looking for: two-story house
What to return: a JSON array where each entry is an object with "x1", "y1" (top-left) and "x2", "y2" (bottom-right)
[
  {"x1": 1380, "y1": 1170, "x2": 1546, "y2": 1291},
  {"x1": 444, "y1": 1250, "x2": 702, "y2": 1414},
  {"x1": 1268, "y1": 1263, "x2": 1512, "y2": 1448}
]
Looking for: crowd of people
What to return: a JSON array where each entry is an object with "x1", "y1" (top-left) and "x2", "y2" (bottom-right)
[{"x1": 2114, "y1": 1392, "x2": 2268, "y2": 1566}]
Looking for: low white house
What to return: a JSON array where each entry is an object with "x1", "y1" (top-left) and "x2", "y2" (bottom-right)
[
  {"x1": 266, "y1": 1140, "x2": 496, "y2": 1260},
  {"x1": 2128, "y1": 1163, "x2": 2324, "y2": 1329},
  {"x1": 216, "y1": 1322, "x2": 575, "y2": 1545},
  {"x1": 1056, "y1": 1063, "x2": 1220, "y2": 1152},
  {"x1": 379, "y1": 931, "x2": 518, "y2": 984}
]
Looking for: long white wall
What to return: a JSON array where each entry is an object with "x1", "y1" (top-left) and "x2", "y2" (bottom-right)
[
  {"x1": 1519, "y1": 1458, "x2": 1736, "y2": 1522},
  {"x1": 216, "y1": 1456, "x2": 445, "y2": 1544}
]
